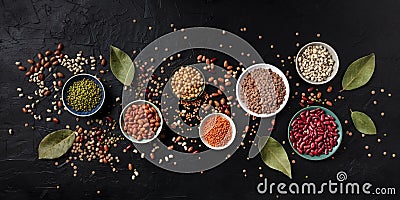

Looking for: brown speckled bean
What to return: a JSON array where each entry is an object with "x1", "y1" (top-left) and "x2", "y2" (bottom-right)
[{"x1": 123, "y1": 102, "x2": 161, "y2": 141}]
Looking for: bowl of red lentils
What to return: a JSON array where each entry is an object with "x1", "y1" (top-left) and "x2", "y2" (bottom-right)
[
  {"x1": 119, "y1": 100, "x2": 163, "y2": 144},
  {"x1": 199, "y1": 113, "x2": 236, "y2": 150}
]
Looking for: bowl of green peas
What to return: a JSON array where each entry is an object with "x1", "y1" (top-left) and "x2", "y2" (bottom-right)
[{"x1": 62, "y1": 74, "x2": 105, "y2": 117}]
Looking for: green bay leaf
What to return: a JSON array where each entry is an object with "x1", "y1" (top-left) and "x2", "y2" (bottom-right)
[
  {"x1": 260, "y1": 137, "x2": 292, "y2": 179},
  {"x1": 351, "y1": 111, "x2": 376, "y2": 135},
  {"x1": 342, "y1": 53, "x2": 375, "y2": 91},
  {"x1": 38, "y1": 129, "x2": 75, "y2": 159},
  {"x1": 110, "y1": 45, "x2": 135, "y2": 85}
]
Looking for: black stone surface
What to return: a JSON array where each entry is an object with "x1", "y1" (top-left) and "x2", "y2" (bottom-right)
[{"x1": 1, "y1": 0, "x2": 399, "y2": 199}]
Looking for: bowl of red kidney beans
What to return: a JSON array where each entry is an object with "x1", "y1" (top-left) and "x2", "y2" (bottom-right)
[{"x1": 288, "y1": 106, "x2": 342, "y2": 160}]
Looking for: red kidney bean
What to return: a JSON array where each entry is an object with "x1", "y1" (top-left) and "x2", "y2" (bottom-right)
[{"x1": 289, "y1": 108, "x2": 339, "y2": 157}]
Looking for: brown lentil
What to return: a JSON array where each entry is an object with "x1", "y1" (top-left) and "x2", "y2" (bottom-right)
[{"x1": 239, "y1": 68, "x2": 286, "y2": 114}]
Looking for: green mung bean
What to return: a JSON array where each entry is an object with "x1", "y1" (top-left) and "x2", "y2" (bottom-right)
[{"x1": 67, "y1": 78, "x2": 101, "y2": 112}]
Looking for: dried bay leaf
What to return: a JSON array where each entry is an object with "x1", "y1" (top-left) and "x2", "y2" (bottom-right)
[
  {"x1": 351, "y1": 111, "x2": 376, "y2": 135},
  {"x1": 38, "y1": 129, "x2": 75, "y2": 159},
  {"x1": 342, "y1": 53, "x2": 375, "y2": 91},
  {"x1": 110, "y1": 45, "x2": 135, "y2": 85},
  {"x1": 260, "y1": 137, "x2": 292, "y2": 179}
]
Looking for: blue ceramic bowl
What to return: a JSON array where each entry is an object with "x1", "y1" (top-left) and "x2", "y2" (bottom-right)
[
  {"x1": 62, "y1": 74, "x2": 105, "y2": 117},
  {"x1": 288, "y1": 106, "x2": 342, "y2": 161}
]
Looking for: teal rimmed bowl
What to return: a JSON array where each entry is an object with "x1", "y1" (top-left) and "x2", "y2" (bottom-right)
[{"x1": 288, "y1": 106, "x2": 342, "y2": 161}]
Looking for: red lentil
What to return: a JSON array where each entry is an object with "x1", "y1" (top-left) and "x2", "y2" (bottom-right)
[{"x1": 202, "y1": 115, "x2": 232, "y2": 147}]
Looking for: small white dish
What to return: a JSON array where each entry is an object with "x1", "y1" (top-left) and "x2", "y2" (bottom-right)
[
  {"x1": 295, "y1": 41, "x2": 339, "y2": 85},
  {"x1": 199, "y1": 113, "x2": 236, "y2": 150},
  {"x1": 119, "y1": 100, "x2": 163, "y2": 144}
]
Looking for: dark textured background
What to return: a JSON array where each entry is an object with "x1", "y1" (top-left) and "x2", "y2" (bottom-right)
[{"x1": 1, "y1": 0, "x2": 400, "y2": 199}]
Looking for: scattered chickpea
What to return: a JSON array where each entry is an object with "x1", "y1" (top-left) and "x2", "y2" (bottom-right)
[
  {"x1": 380, "y1": 88, "x2": 385, "y2": 93},
  {"x1": 367, "y1": 153, "x2": 372, "y2": 157},
  {"x1": 316, "y1": 33, "x2": 321, "y2": 37},
  {"x1": 365, "y1": 145, "x2": 369, "y2": 150},
  {"x1": 371, "y1": 90, "x2": 376, "y2": 95},
  {"x1": 381, "y1": 112, "x2": 385, "y2": 117},
  {"x1": 392, "y1": 153, "x2": 396, "y2": 158},
  {"x1": 383, "y1": 151, "x2": 387, "y2": 156}
]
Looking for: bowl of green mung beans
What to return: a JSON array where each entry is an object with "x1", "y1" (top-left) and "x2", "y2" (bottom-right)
[{"x1": 62, "y1": 73, "x2": 105, "y2": 117}]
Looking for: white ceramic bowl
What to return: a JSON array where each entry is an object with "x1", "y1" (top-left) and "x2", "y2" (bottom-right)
[
  {"x1": 236, "y1": 63, "x2": 290, "y2": 118},
  {"x1": 295, "y1": 41, "x2": 339, "y2": 85},
  {"x1": 199, "y1": 113, "x2": 236, "y2": 150},
  {"x1": 119, "y1": 100, "x2": 163, "y2": 144}
]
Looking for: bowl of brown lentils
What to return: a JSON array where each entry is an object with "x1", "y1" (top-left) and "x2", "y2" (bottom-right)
[
  {"x1": 295, "y1": 42, "x2": 339, "y2": 85},
  {"x1": 236, "y1": 63, "x2": 290, "y2": 118},
  {"x1": 62, "y1": 73, "x2": 105, "y2": 117},
  {"x1": 119, "y1": 100, "x2": 163, "y2": 143},
  {"x1": 170, "y1": 65, "x2": 205, "y2": 101}
]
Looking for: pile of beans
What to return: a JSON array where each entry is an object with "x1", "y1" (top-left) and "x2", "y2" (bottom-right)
[
  {"x1": 240, "y1": 68, "x2": 286, "y2": 114},
  {"x1": 201, "y1": 115, "x2": 232, "y2": 148},
  {"x1": 66, "y1": 78, "x2": 102, "y2": 112},
  {"x1": 171, "y1": 66, "x2": 204, "y2": 100},
  {"x1": 289, "y1": 108, "x2": 339, "y2": 156},
  {"x1": 297, "y1": 45, "x2": 335, "y2": 82},
  {"x1": 123, "y1": 102, "x2": 161, "y2": 141}
]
